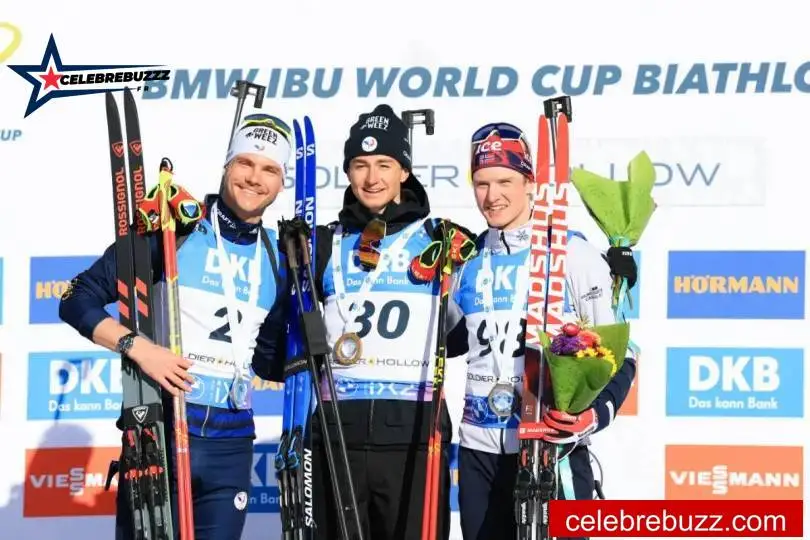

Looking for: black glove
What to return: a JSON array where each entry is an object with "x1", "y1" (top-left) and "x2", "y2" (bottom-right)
[{"x1": 606, "y1": 246, "x2": 637, "y2": 289}]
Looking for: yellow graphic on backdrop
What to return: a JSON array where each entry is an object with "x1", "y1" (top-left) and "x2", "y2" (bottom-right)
[{"x1": 0, "y1": 23, "x2": 22, "y2": 64}]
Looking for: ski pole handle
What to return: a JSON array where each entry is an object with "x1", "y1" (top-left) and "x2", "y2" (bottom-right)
[
  {"x1": 228, "y1": 80, "x2": 267, "y2": 144},
  {"x1": 401, "y1": 108, "x2": 435, "y2": 158},
  {"x1": 542, "y1": 96, "x2": 573, "y2": 160}
]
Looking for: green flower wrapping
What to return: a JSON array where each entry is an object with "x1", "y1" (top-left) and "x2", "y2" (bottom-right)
[
  {"x1": 539, "y1": 323, "x2": 630, "y2": 414},
  {"x1": 570, "y1": 151, "x2": 657, "y2": 314}
]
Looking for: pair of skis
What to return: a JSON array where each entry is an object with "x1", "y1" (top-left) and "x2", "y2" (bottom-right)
[
  {"x1": 515, "y1": 96, "x2": 573, "y2": 540},
  {"x1": 275, "y1": 115, "x2": 318, "y2": 539},
  {"x1": 105, "y1": 88, "x2": 194, "y2": 539},
  {"x1": 275, "y1": 116, "x2": 363, "y2": 540}
]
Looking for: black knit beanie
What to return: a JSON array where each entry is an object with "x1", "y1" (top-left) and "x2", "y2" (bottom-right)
[{"x1": 342, "y1": 104, "x2": 412, "y2": 172}]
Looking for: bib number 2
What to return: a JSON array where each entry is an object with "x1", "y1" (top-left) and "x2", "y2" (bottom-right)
[
  {"x1": 351, "y1": 299, "x2": 410, "y2": 339},
  {"x1": 209, "y1": 306, "x2": 243, "y2": 343}
]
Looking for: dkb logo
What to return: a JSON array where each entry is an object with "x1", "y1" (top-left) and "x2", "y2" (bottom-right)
[{"x1": 665, "y1": 348, "x2": 803, "y2": 418}]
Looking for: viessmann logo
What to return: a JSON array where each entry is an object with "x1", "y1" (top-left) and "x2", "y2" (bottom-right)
[
  {"x1": 665, "y1": 445, "x2": 803, "y2": 500},
  {"x1": 24, "y1": 446, "x2": 119, "y2": 517}
]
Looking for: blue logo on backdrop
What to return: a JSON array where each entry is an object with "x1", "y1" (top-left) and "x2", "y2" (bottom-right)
[
  {"x1": 666, "y1": 348, "x2": 804, "y2": 418},
  {"x1": 251, "y1": 377, "x2": 284, "y2": 416},
  {"x1": 667, "y1": 251, "x2": 805, "y2": 319},
  {"x1": 27, "y1": 351, "x2": 123, "y2": 420},
  {"x1": 250, "y1": 443, "x2": 281, "y2": 513},
  {"x1": 29, "y1": 256, "x2": 117, "y2": 324}
]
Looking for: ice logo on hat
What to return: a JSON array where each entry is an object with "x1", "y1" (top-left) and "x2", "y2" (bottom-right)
[
  {"x1": 471, "y1": 128, "x2": 534, "y2": 181},
  {"x1": 362, "y1": 136, "x2": 378, "y2": 152}
]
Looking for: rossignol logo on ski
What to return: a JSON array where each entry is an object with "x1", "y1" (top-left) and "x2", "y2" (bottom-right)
[
  {"x1": 7, "y1": 34, "x2": 172, "y2": 118},
  {"x1": 132, "y1": 405, "x2": 148, "y2": 423}
]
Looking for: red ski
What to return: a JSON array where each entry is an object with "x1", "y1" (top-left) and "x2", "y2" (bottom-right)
[{"x1": 514, "y1": 96, "x2": 573, "y2": 540}]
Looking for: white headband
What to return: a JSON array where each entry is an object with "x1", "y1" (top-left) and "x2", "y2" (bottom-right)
[{"x1": 225, "y1": 124, "x2": 292, "y2": 170}]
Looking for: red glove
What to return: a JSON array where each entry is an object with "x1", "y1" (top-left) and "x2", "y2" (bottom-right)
[
  {"x1": 539, "y1": 408, "x2": 598, "y2": 445},
  {"x1": 137, "y1": 183, "x2": 204, "y2": 233}
]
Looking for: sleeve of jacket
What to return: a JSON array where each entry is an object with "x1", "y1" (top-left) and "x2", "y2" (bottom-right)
[
  {"x1": 58, "y1": 242, "x2": 119, "y2": 341},
  {"x1": 567, "y1": 236, "x2": 637, "y2": 434},
  {"x1": 251, "y1": 250, "x2": 290, "y2": 382},
  {"x1": 446, "y1": 261, "x2": 469, "y2": 357},
  {"x1": 59, "y1": 236, "x2": 163, "y2": 341}
]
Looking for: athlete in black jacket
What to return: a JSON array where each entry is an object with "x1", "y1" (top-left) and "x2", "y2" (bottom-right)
[{"x1": 308, "y1": 104, "x2": 462, "y2": 540}]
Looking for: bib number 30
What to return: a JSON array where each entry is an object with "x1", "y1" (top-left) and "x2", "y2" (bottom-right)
[{"x1": 351, "y1": 299, "x2": 410, "y2": 339}]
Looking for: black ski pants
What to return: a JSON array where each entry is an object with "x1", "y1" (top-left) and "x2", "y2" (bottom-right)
[
  {"x1": 458, "y1": 444, "x2": 594, "y2": 540},
  {"x1": 312, "y1": 441, "x2": 452, "y2": 540},
  {"x1": 115, "y1": 435, "x2": 253, "y2": 540}
]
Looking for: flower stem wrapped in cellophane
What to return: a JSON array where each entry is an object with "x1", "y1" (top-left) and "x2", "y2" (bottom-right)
[{"x1": 570, "y1": 152, "x2": 656, "y2": 315}]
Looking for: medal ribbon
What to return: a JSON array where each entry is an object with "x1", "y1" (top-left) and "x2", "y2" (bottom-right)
[
  {"x1": 331, "y1": 219, "x2": 426, "y2": 333},
  {"x1": 210, "y1": 200, "x2": 262, "y2": 408},
  {"x1": 480, "y1": 245, "x2": 529, "y2": 384}
]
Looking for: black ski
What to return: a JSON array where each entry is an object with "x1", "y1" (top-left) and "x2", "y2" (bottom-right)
[{"x1": 105, "y1": 87, "x2": 174, "y2": 540}]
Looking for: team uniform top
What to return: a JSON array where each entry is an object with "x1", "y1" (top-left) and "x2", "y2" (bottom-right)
[
  {"x1": 310, "y1": 172, "x2": 456, "y2": 448},
  {"x1": 320, "y1": 216, "x2": 443, "y2": 403},
  {"x1": 59, "y1": 195, "x2": 288, "y2": 439},
  {"x1": 446, "y1": 221, "x2": 637, "y2": 455}
]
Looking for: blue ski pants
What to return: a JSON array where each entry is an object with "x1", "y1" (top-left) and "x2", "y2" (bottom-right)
[
  {"x1": 115, "y1": 434, "x2": 253, "y2": 540},
  {"x1": 458, "y1": 444, "x2": 594, "y2": 540}
]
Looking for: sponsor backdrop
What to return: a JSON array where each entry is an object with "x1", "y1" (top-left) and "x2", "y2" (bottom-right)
[{"x1": 1, "y1": 2, "x2": 808, "y2": 539}]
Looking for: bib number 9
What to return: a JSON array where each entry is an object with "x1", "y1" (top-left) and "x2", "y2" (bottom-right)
[
  {"x1": 475, "y1": 318, "x2": 526, "y2": 358},
  {"x1": 352, "y1": 299, "x2": 410, "y2": 339}
]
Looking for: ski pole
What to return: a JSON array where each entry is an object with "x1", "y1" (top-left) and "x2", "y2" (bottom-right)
[
  {"x1": 537, "y1": 96, "x2": 572, "y2": 540},
  {"x1": 280, "y1": 217, "x2": 365, "y2": 540},
  {"x1": 156, "y1": 159, "x2": 195, "y2": 540},
  {"x1": 228, "y1": 80, "x2": 266, "y2": 143},
  {"x1": 420, "y1": 221, "x2": 454, "y2": 540}
]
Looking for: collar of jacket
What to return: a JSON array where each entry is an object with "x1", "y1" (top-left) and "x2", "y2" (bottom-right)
[
  {"x1": 336, "y1": 172, "x2": 430, "y2": 235},
  {"x1": 202, "y1": 193, "x2": 261, "y2": 245},
  {"x1": 484, "y1": 221, "x2": 532, "y2": 255}
]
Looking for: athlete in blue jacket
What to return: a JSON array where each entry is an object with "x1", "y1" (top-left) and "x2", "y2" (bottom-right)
[
  {"x1": 446, "y1": 122, "x2": 638, "y2": 540},
  {"x1": 58, "y1": 113, "x2": 292, "y2": 540}
]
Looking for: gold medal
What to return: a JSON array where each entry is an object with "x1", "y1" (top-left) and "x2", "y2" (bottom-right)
[{"x1": 334, "y1": 332, "x2": 362, "y2": 365}]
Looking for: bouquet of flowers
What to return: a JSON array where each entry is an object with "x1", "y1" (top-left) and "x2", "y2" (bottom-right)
[
  {"x1": 570, "y1": 151, "x2": 657, "y2": 318},
  {"x1": 539, "y1": 320, "x2": 630, "y2": 414}
]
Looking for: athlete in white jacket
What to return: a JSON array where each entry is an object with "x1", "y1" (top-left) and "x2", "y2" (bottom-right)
[{"x1": 446, "y1": 122, "x2": 637, "y2": 540}]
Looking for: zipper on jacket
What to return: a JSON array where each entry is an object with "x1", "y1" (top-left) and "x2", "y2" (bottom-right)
[
  {"x1": 201, "y1": 405, "x2": 211, "y2": 437},
  {"x1": 367, "y1": 399, "x2": 375, "y2": 442}
]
